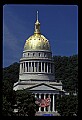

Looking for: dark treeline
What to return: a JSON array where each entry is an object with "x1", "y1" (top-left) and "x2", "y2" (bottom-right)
[{"x1": 53, "y1": 54, "x2": 78, "y2": 93}]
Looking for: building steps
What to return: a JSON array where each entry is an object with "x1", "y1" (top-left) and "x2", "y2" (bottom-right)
[{"x1": 35, "y1": 111, "x2": 60, "y2": 116}]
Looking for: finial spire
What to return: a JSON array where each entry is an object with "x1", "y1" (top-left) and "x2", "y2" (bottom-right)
[
  {"x1": 34, "y1": 11, "x2": 40, "y2": 34},
  {"x1": 37, "y1": 11, "x2": 38, "y2": 21}
]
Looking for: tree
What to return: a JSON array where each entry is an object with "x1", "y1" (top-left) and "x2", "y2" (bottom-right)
[
  {"x1": 53, "y1": 55, "x2": 78, "y2": 93},
  {"x1": 2, "y1": 96, "x2": 13, "y2": 116},
  {"x1": 2, "y1": 78, "x2": 16, "y2": 116},
  {"x1": 56, "y1": 95, "x2": 78, "y2": 116},
  {"x1": 15, "y1": 89, "x2": 37, "y2": 116}
]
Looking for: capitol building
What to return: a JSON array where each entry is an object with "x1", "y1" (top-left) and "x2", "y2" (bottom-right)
[{"x1": 13, "y1": 11, "x2": 64, "y2": 116}]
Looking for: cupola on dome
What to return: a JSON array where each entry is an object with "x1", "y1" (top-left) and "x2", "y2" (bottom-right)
[{"x1": 24, "y1": 11, "x2": 51, "y2": 51}]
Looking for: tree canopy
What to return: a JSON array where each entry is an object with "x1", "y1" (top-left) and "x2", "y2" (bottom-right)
[
  {"x1": 53, "y1": 55, "x2": 78, "y2": 93},
  {"x1": 56, "y1": 94, "x2": 78, "y2": 116},
  {"x1": 14, "y1": 89, "x2": 37, "y2": 116}
]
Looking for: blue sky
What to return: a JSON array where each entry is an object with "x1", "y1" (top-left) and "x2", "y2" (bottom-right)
[{"x1": 3, "y1": 4, "x2": 78, "y2": 68}]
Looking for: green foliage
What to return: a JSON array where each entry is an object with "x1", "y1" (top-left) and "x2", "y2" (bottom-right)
[
  {"x1": 3, "y1": 62, "x2": 19, "y2": 84},
  {"x1": 2, "y1": 96, "x2": 13, "y2": 116},
  {"x1": 15, "y1": 89, "x2": 37, "y2": 116},
  {"x1": 53, "y1": 55, "x2": 78, "y2": 92},
  {"x1": 2, "y1": 63, "x2": 19, "y2": 116},
  {"x1": 56, "y1": 95, "x2": 78, "y2": 116}
]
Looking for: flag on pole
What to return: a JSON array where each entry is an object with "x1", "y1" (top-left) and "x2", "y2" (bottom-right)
[
  {"x1": 35, "y1": 97, "x2": 51, "y2": 107},
  {"x1": 40, "y1": 98, "x2": 51, "y2": 107}
]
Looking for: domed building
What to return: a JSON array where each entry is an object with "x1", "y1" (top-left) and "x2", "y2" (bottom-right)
[{"x1": 13, "y1": 11, "x2": 64, "y2": 116}]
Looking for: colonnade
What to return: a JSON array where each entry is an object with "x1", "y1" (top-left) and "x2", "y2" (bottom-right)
[
  {"x1": 20, "y1": 61, "x2": 54, "y2": 74},
  {"x1": 35, "y1": 93, "x2": 56, "y2": 112}
]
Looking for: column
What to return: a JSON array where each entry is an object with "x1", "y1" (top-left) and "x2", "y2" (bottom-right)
[
  {"x1": 47, "y1": 62, "x2": 48, "y2": 73},
  {"x1": 21, "y1": 63, "x2": 23, "y2": 73},
  {"x1": 37, "y1": 62, "x2": 39, "y2": 72},
  {"x1": 34, "y1": 62, "x2": 36, "y2": 72},
  {"x1": 55, "y1": 94, "x2": 57, "y2": 112},
  {"x1": 39, "y1": 93, "x2": 41, "y2": 112},
  {"x1": 50, "y1": 63, "x2": 51, "y2": 73},
  {"x1": 44, "y1": 62, "x2": 45, "y2": 72},
  {"x1": 28, "y1": 62, "x2": 29, "y2": 72},
  {"x1": 44, "y1": 94, "x2": 46, "y2": 112},
  {"x1": 48, "y1": 94, "x2": 51, "y2": 112},
  {"x1": 52, "y1": 94, "x2": 55, "y2": 112},
  {"x1": 41, "y1": 62, "x2": 42, "y2": 72},
  {"x1": 31, "y1": 62, "x2": 32, "y2": 72},
  {"x1": 35, "y1": 93, "x2": 37, "y2": 98}
]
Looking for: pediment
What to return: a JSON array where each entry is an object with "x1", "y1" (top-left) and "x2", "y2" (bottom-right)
[{"x1": 29, "y1": 84, "x2": 57, "y2": 91}]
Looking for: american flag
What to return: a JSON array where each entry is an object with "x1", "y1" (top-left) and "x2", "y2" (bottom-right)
[{"x1": 35, "y1": 97, "x2": 51, "y2": 107}]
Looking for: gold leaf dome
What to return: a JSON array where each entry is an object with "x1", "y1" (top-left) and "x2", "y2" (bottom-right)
[
  {"x1": 24, "y1": 11, "x2": 51, "y2": 51},
  {"x1": 24, "y1": 34, "x2": 51, "y2": 51}
]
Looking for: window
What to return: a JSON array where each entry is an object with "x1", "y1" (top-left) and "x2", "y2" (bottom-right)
[
  {"x1": 29, "y1": 62, "x2": 31, "y2": 72},
  {"x1": 26, "y1": 62, "x2": 28, "y2": 72},
  {"x1": 24, "y1": 62, "x2": 25, "y2": 72},
  {"x1": 39, "y1": 62, "x2": 41, "y2": 72},
  {"x1": 44, "y1": 53, "x2": 46, "y2": 57},
  {"x1": 48, "y1": 63, "x2": 50, "y2": 73},
  {"x1": 33, "y1": 53, "x2": 35, "y2": 56},
  {"x1": 42, "y1": 62, "x2": 44, "y2": 72},
  {"x1": 39, "y1": 53, "x2": 40, "y2": 57},
  {"x1": 45, "y1": 62, "x2": 47, "y2": 72},
  {"x1": 35, "y1": 62, "x2": 38, "y2": 72},
  {"x1": 32, "y1": 62, "x2": 34, "y2": 72}
]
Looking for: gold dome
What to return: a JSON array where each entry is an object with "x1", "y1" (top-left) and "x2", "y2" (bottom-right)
[
  {"x1": 24, "y1": 34, "x2": 50, "y2": 51},
  {"x1": 24, "y1": 11, "x2": 51, "y2": 51}
]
